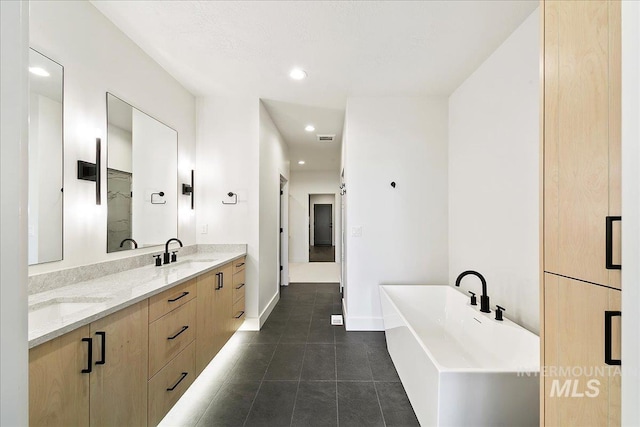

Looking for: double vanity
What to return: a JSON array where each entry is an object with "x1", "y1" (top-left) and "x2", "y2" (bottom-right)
[{"x1": 28, "y1": 248, "x2": 247, "y2": 427}]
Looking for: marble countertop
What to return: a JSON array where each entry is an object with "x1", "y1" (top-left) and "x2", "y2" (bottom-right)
[{"x1": 28, "y1": 251, "x2": 246, "y2": 348}]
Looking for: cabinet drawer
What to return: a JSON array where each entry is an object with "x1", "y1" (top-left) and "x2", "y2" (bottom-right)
[
  {"x1": 233, "y1": 270, "x2": 245, "y2": 304},
  {"x1": 232, "y1": 257, "x2": 246, "y2": 274},
  {"x1": 232, "y1": 297, "x2": 245, "y2": 323},
  {"x1": 149, "y1": 299, "x2": 196, "y2": 378},
  {"x1": 148, "y1": 341, "x2": 195, "y2": 427},
  {"x1": 149, "y1": 278, "x2": 196, "y2": 323}
]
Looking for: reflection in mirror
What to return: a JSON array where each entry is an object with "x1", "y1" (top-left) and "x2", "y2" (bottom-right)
[
  {"x1": 28, "y1": 49, "x2": 63, "y2": 265},
  {"x1": 106, "y1": 93, "x2": 178, "y2": 253}
]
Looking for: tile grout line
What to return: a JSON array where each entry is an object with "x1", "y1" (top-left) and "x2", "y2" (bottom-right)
[
  {"x1": 372, "y1": 381, "x2": 388, "y2": 427},
  {"x1": 241, "y1": 342, "x2": 278, "y2": 427}
]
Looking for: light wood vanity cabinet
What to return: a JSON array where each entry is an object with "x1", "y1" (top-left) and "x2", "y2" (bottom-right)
[
  {"x1": 195, "y1": 261, "x2": 234, "y2": 375},
  {"x1": 541, "y1": 1, "x2": 621, "y2": 426},
  {"x1": 29, "y1": 301, "x2": 149, "y2": 427},
  {"x1": 29, "y1": 257, "x2": 246, "y2": 427}
]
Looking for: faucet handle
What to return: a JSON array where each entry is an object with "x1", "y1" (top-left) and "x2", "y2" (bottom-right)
[
  {"x1": 153, "y1": 254, "x2": 162, "y2": 267},
  {"x1": 468, "y1": 291, "x2": 477, "y2": 306},
  {"x1": 171, "y1": 251, "x2": 178, "y2": 263},
  {"x1": 495, "y1": 305, "x2": 506, "y2": 321}
]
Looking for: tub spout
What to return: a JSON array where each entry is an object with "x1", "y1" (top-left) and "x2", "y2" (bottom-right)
[{"x1": 455, "y1": 270, "x2": 490, "y2": 313}]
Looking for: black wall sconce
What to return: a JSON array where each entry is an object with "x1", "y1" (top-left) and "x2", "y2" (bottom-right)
[
  {"x1": 182, "y1": 169, "x2": 194, "y2": 209},
  {"x1": 77, "y1": 137, "x2": 101, "y2": 205},
  {"x1": 223, "y1": 192, "x2": 238, "y2": 205}
]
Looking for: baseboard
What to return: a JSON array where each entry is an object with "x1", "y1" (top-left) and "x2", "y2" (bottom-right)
[
  {"x1": 259, "y1": 290, "x2": 280, "y2": 328},
  {"x1": 345, "y1": 314, "x2": 385, "y2": 331}
]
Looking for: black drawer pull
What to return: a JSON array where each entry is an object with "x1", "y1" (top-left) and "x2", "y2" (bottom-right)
[
  {"x1": 168, "y1": 291, "x2": 189, "y2": 303},
  {"x1": 81, "y1": 337, "x2": 92, "y2": 373},
  {"x1": 167, "y1": 325, "x2": 189, "y2": 340},
  {"x1": 234, "y1": 311, "x2": 245, "y2": 319},
  {"x1": 235, "y1": 283, "x2": 245, "y2": 290},
  {"x1": 605, "y1": 310, "x2": 622, "y2": 365},
  {"x1": 95, "y1": 331, "x2": 106, "y2": 365},
  {"x1": 166, "y1": 372, "x2": 188, "y2": 391},
  {"x1": 215, "y1": 272, "x2": 222, "y2": 290},
  {"x1": 236, "y1": 262, "x2": 245, "y2": 268},
  {"x1": 606, "y1": 216, "x2": 622, "y2": 269}
]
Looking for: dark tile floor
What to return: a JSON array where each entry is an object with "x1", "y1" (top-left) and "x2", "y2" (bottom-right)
[
  {"x1": 308, "y1": 246, "x2": 336, "y2": 263},
  {"x1": 161, "y1": 283, "x2": 418, "y2": 427}
]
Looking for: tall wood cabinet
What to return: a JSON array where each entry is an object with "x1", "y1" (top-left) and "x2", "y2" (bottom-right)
[
  {"x1": 541, "y1": 0, "x2": 621, "y2": 425},
  {"x1": 29, "y1": 301, "x2": 149, "y2": 427}
]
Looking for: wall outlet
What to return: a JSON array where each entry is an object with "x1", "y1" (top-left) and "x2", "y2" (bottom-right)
[
  {"x1": 201, "y1": 224, "x2": 208, "y2": 234},
  {"x1": 351, "y1": 226, "x2": 362, "y2": 237}
]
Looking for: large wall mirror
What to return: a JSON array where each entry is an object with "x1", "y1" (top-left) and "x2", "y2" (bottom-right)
[
  {"x1": 28, "y1": 49, "x2": 63, "y2": 265},
  {"x1": 106, "y1": 93, "x2": 178, "y2": 253}
]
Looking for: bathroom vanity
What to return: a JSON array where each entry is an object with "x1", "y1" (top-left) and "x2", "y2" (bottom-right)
[{"x1": 28, "y1": 251, "x2": 246, "y2": 427}]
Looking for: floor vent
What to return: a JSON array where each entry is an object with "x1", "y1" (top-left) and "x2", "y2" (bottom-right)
[
  {"x1": 331, "y1": 314, "x2": 343, "y2": 326},
  {"x1": 317, "y1": 134, "x2": 335, "y2": 143}
]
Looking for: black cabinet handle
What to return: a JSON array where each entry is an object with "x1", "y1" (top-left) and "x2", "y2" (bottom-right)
[
  {"x1": 234, "y1": 311, "x2": 245, "y2": 319},
  {"x1": 605, "y1": 310, "x2": 622, "y2": 365},
  {"x1": 167, "y1": 325, "x2": 189, "y2": 340},
  {"x1": 95, "y1": 331, "x2": 106, "y2": 365},
  {"x1": 215, "y1": 272, "x2": 222, "y2": 290},
  {"x1": 236, "y1": 262, "x2": 245, "y2": 268},
  {"x1": 221, "y1": 272, "x2": 224, "y2": 289},
  {"x1": 606, "y1": 216, "x2": 622, "y2": 269},
  {"x1": 168, "y1": 291, "x2": 189, "y2": 303},
  {"x1": 235, "y1": 283, "x2": 245, "y2": 290},
  {"x1": 166, "y1": 372, "x2": 188, "y2": 391},
  {"x1": 81, "y1": 337, "x2": 92, "y2": 373}
]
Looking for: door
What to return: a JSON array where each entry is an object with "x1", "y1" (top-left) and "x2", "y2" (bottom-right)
[
  {"x1": 29, "y1": 326, "x2": 90, "y2": 427},
  {"x1": 543, "y1": 0, "x2": 621, "y2": 289},
  {"x1": 544, "y1": 273, "x2": 621, "y2": 426},
  {"x1": 314, "y1": 204, "x2": 332, "y2": 246},
  {"x1": 89, "y1": 300, "x2": 148, "y2": 427}
]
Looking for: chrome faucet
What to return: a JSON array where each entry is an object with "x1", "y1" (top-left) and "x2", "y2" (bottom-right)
[
  {"x1": 119, "y1": 238, "x2": 138, "y2": 249},
  {"x1": 455, "y1": 270, "x2": 490, "y2": 313},
  {"x1": 164, "y1": 238, "x2": 183, "y2": 264}
]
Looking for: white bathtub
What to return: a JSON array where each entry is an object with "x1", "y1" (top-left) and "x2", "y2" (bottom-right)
[{"x1": 379, "y1": 284, "x2": 539, "y2": 427}]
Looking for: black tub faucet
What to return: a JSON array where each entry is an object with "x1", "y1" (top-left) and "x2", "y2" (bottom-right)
[
  {"x1": 455, "y1": 270, "x2": 490, "y2": 313},
  {"x1": 164, "y1": 238, "x2": 183, "y2": 264},
  {"x1": 119, "y1": 238, "x2": 138, "y2": 249}
]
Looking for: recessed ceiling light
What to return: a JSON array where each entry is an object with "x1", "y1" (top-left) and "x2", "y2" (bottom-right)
[
  {"x1": 29, "y1": 67, "x2": 49, "y2": 77},
  {"x1": 298, "y1": 160, "x2": 305, "y2": 165},
  {"x1": 305, "y1": 125, "x2": 315, "y2": 132},
  {"x1": 289, "y1": 68, "x2": 307, "y2": 80}
]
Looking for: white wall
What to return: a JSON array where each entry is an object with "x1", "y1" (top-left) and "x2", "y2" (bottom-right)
[
  {"x1": 448, "y1": 9, "x2": 539, "y2": 333},
  {"x1": 258, "y1": 101, "x2": 289, "y2": 313},
  {"x1": 344, "y1": 97, "x2": 449, "y2": 330},
  {"x1": 622, "y1": 1, "x2": 640, "y2": 424},
  {"x1": 29, "y1": 0, "x2": 196, "y2": 274},
  {"x1": 1, "y1": 0, "x2": 29, "y2": 423},
  {"x1": 289, "y1": 171, "x2": 341, "y2": 263},
  {"x1": 309, "y1": 194, "x2": 336, "y2": 246},
  {"x1": 196, "y1": 96, "x2": 260, "y2": 322}
]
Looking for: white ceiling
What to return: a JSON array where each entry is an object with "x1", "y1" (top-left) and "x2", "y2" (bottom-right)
[{"x1": 92, "y1": 0, "x2": 537, "y2": 172}]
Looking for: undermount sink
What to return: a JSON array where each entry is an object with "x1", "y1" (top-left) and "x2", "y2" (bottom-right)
[
  {"x1": 29, "y1": 297, "x2": 111, "y2": 329},
  {"x1": 169, "y1": 258, "x2": 217, "y2": 268}
]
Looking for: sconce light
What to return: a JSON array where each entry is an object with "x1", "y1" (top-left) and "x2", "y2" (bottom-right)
[
  {"x1": 182, "y1": 169, "x2": 194, "y2": 209},
  {"x1": 222, "y1": 192, "x2": 238, "y2": 205},
  {"x1": 77, "y1": 137, "x2": 101, "y2": 205}
]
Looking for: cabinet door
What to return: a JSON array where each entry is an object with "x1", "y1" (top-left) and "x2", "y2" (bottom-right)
[
  {"x1": 543, "y1": 0, "x2": 621, "y2": 288},
  {"x1": 196, "y1": 268, "x2": 218, "y2": 375},
  {"x1": 29, "y1": 326, "x2": 90, "y2": 427},
  {"x1": 217, "y1": 262, "x2": 234, "y2": 345},
  {"x1": 89, "y1": 300, "x2": 148, "y2": 427},
  {"x1": 543, "y1": 273, "x2": 621, "y2": 426}
]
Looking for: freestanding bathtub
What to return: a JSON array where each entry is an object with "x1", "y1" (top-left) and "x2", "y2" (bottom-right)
[{"x1": 379, "y1": 285, "x2": 539, "y2": 427}]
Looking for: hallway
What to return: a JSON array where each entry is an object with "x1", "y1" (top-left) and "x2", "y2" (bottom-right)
[{"x1": 160, "y1": 283, "x2": 418, "y2": 426}]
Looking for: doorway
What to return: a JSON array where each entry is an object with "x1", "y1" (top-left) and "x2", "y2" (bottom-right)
[{"x1": 309, "y1": 194, "x2": 335, "y2": 262}]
